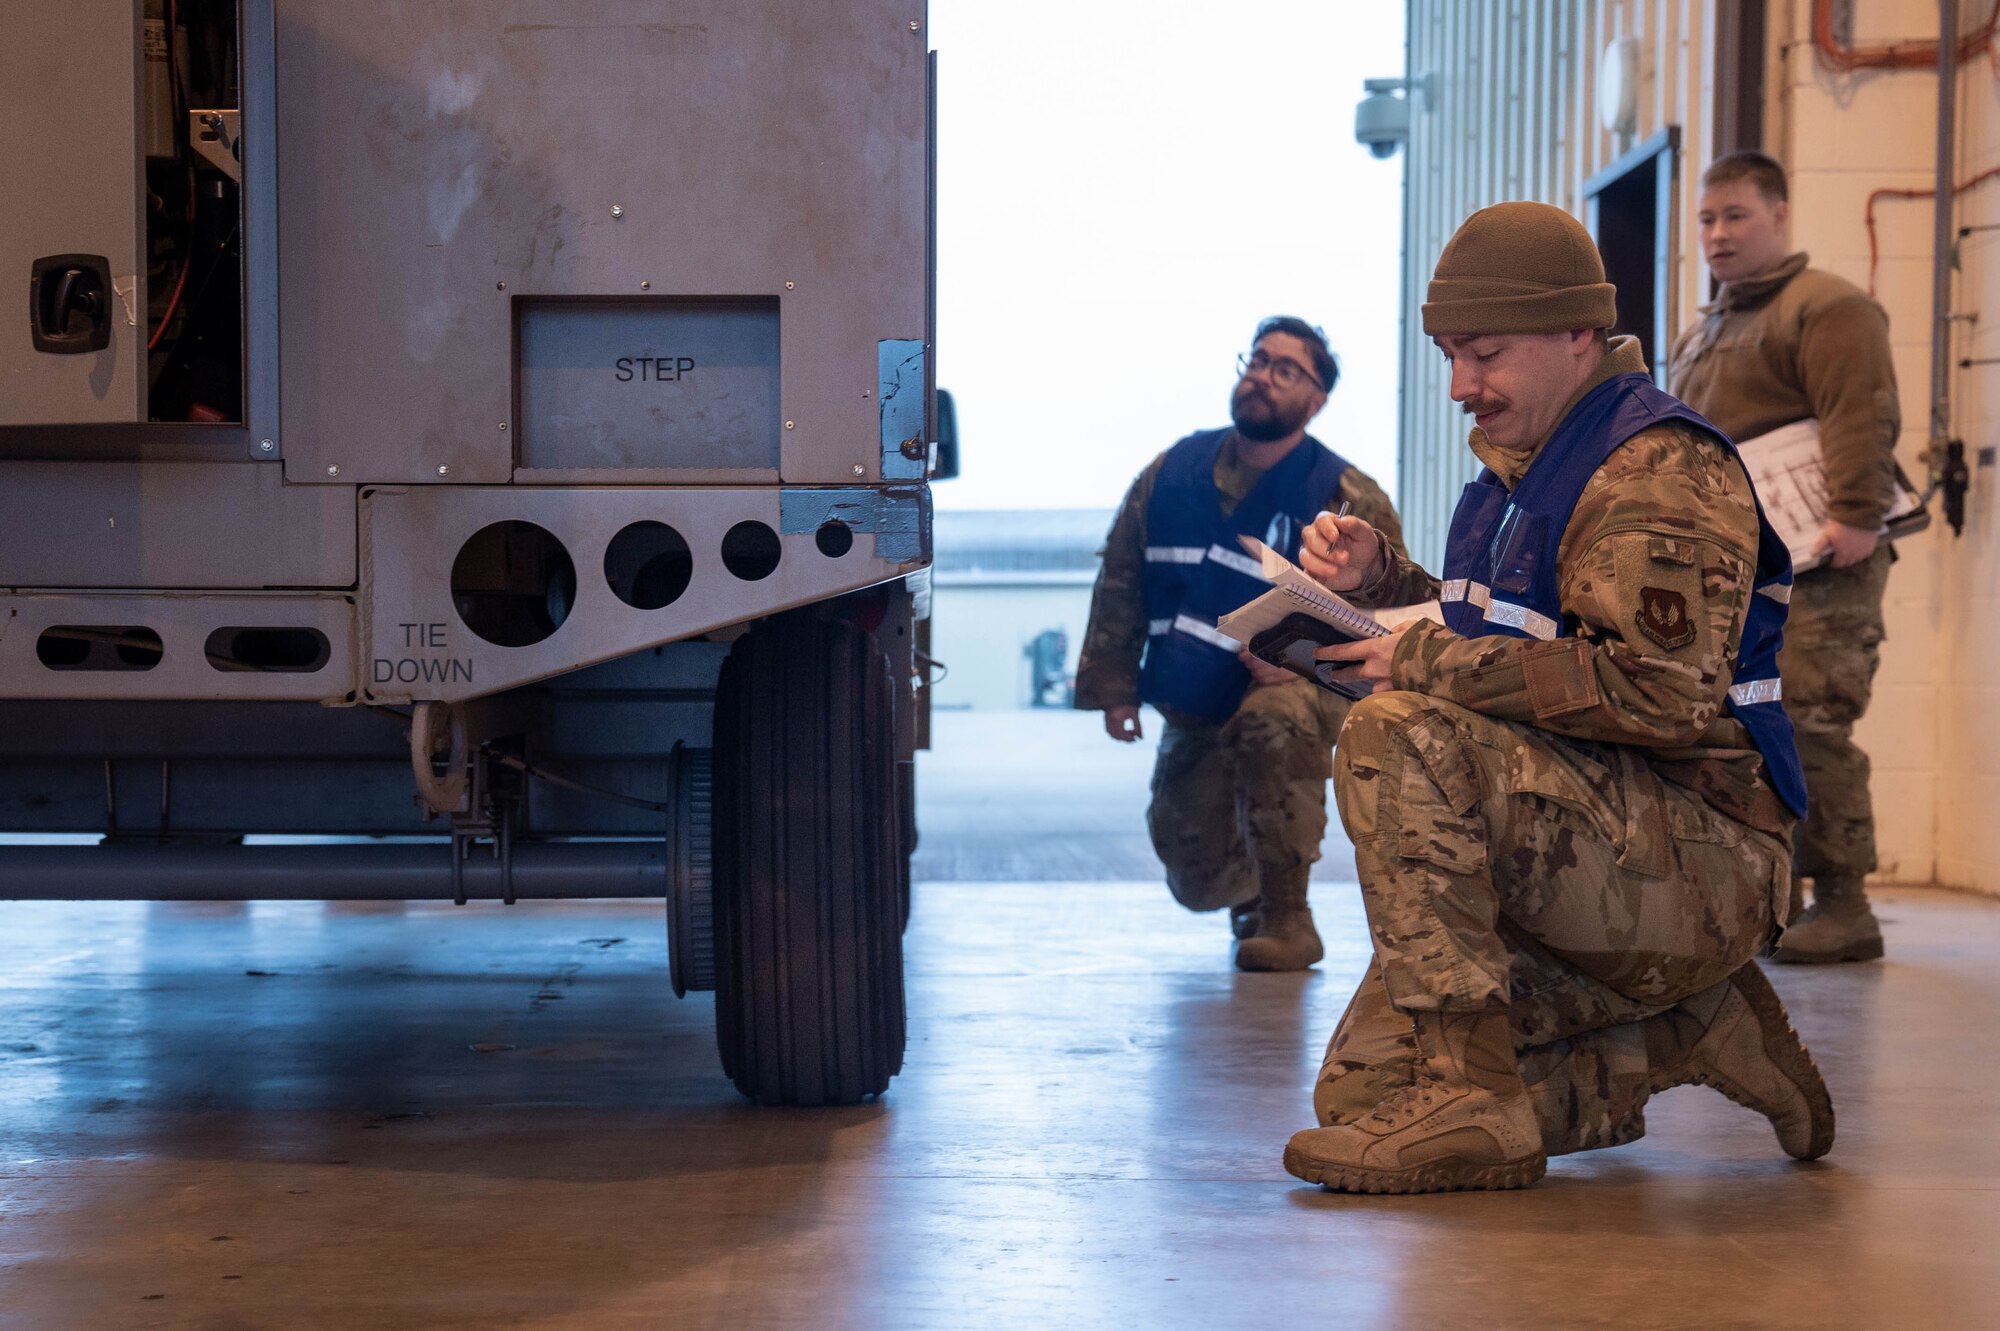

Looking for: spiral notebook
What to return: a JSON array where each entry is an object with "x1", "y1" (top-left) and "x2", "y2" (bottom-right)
[{"x1": 1215, "y1": 539, "x2": 1441, "y2": 699}]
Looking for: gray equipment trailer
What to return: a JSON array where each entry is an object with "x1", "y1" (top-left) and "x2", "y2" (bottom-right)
[{"x1": 0, "y1": 0, "x2": 941, "y2": 1106}]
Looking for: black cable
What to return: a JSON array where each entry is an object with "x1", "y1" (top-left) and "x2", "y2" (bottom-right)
[
  {"x1": 361, "y1": 704, "x2": 673, "y2": 814},
  {"x1": 485, "y1": 752, "x2": 672, "y2": 815}
]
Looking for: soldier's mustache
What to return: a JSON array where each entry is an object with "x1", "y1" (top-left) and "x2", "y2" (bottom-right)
[{"x1": 1462, "y1": 397, "x2": 1508, "y2": 417}]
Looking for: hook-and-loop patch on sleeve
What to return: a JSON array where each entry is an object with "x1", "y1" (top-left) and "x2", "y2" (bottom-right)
[{"x1": 1619, "y1": 535, "x2": 1708, "y2": 654}]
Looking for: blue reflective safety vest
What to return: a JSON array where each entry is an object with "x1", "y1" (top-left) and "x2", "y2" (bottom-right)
[
  {"x1": 1438, "y1": 372, "x2": 1808, "y2": 818},
  {"x1": 1138, "y1": 428, "x2": 1348, "y2": 722}
]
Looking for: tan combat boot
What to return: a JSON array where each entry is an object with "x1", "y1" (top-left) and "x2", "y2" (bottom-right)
[
  {"x1": 1233, "y1": 866, "x2": 1322, "y2": 972},
  {"x1": 1312, "y1": 960, "x2": 1418, "y2": 1125},
  {"x1": 1771, "y1": 874, "x2": 1883, "y2": 964},
  {"x1": 1284, "y1": 1008, "x2": 1546, "y2": 1193},
  {"x1": 1648, "y1": 961, "x2": 1835, "y2": 1160}
]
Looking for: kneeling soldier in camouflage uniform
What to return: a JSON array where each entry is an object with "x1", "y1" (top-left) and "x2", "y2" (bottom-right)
[
  {"x1": 1075, "y1": 317, "x2": 1406, "y2": 971},
  {"x1": 1282, "y1": 204, "x2": 1833, "y2": 1193}
]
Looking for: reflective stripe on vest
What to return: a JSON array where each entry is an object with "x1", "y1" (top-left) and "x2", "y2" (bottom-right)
[
  {"x1": 1171, "y1": 613, "x2": 1241, "y2": 653},
  {"x1": 1136, "y1": 428, "x2": 1350, "y2": 721},
  {"x1": 1203, "y1": 543, "x2": 1265, "y2": 580},
  {"x1": 1728, "y1": 678, "x2": 1783, "y2": 706},
  {"x1": 1438, "y1": 578, "x2": 1560, "y2": 640},
  {"x1": 1436, "y1": 372, "x2": 1807, "y2": 817}
]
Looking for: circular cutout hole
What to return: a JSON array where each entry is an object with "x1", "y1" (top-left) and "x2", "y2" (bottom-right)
[
  {"x1": 720, "y1": 520, "x2": 782, "y2": 581},
  {"x1": 605, "y1": 521, "x2": 694, "y2": 609},
  {"x1": 450, "y1": 520, "x2": 577, "y2": 647},
  {"x1": 815, "y1": 520, "x2": 855, "y2": 559}
]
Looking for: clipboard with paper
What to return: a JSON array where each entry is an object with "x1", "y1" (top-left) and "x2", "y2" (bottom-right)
[
  {"x1": 1735, "y1": 418, "x2": 1929, "y2": 572},
  {"x1": 1215, "y1": 538, "x2": 1442, "y2": 701}
]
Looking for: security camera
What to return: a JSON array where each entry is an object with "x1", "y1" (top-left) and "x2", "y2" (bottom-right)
[
  {"x1": 1355, "y1": 76, "x2": 1427, "y2": 159},
  {"x1": 1354, "y1": 90, "x2": 1409, "y2": 158}
]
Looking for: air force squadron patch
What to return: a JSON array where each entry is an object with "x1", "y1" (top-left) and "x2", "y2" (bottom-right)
[{"x1": 1636, "y1": 586, "x2": 1696, "y2": 650}]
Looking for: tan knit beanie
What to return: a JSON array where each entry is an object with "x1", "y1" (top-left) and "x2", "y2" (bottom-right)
[{"x1": 1421, "y1": 202, "x2": 1618, "y2": 336}]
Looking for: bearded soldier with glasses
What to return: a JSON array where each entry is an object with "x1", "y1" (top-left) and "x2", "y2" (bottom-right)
[{"x1": 1074, "y1": 316, "x2": 1407, "y2": 971}]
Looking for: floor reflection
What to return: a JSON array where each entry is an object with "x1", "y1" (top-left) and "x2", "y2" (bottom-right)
[{"x1": 0, "y1": 876, "x2": 1993, "y2": 1325}]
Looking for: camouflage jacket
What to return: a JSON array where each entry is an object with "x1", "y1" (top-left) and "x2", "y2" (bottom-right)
[
  {"x1": 1668, "y1": 252, "x2": 1903, "y2": 530},
  {"x1": 1074, "y1": 435, "x2": 1406, "y2": 712},
  {"x1": 1348, "y1": 338, "x2": 1792, "y2": 838}
]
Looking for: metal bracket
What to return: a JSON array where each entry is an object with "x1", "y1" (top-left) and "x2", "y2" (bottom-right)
[
  {"x1": 447, "y1": 748, "x2": 520, "y2": 906},
  {"x1": 189, "y1": 109, "x2": 242, "y2": 183},
  {"x1": 877, "y1": 339, "x2": 927, "y2": 481},
  {"x1": 780, "y1": 486, "x2": 927, "y2": 563}
]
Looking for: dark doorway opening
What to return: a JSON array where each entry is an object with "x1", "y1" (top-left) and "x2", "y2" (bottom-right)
[{"x1": 1584, "y1": 127, "x2": 1680, "y2": 384}]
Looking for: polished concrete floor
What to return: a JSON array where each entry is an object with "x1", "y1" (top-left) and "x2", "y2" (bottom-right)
[{"x1": 1, "y1": 713, "x2": 1997, "y2": 1329}]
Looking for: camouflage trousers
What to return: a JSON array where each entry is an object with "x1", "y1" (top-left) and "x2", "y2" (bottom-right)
[
  {"x1": 1321, "y1": 691, "x2": 1791, "y2": 1153},
  {"x1": 1779, "y1": 547, "x2": 1891, "y2": 883},
  {"x1": 1147, "y1": 679, "x2": 1347, "y2": 912}
]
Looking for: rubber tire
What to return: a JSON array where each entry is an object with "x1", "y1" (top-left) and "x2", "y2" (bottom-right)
[
  {"x1": 711, "y1": 611, "x2": 907, "y2": 1105},
  {"x1": 895, "y1": 757, "x2": 916, "y2": 931}
]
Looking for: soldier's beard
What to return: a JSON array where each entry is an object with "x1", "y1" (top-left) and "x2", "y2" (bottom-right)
[{"x1": 1231, "y1": 387, "x2": 1307, "y2": 443}]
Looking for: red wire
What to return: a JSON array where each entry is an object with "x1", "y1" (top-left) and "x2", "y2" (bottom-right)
[
  {"x1": 147, "y1": 253, "x2": 190, "y2": 352},
  {"x1": 1815, "y1": 0, "x2": 2000, "y2": 72},
  {"x1": 1865, "y1": 167, "x2": 2000, "y2": 297}
]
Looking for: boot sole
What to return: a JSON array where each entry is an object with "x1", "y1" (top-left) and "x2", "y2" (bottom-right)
[
  {"x1": 1769, "y1": 937, "x2": 1884, "y2": 964},
  {"x1": 1283, "y1": 1143, "x2": 1546, "y2": 1194},
  {"x1": 1233, "y1": 939, "x2": 1324, "y2": 972},
  {"x1": 1703, "y1": 964, "x2": 1837, "y2": 1161},
  {"x1": 1234, "y1": 951, "x2": 1324, "y2": 973}
]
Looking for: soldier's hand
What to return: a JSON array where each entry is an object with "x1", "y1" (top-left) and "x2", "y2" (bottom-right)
[
  {"x1": 1239, "y1": 647, "x2": 1294, "y2": 689},
  {"x1": 1814, "y1": 519, "x2": 1881, "y2": 570},
  {"x1": 1301, "y1": 512, "x2": 1384, "y2": 592},
  {"x1": 1313, "y1": 626, "x2": 1407, "y2": 695},
  {"x1": 1104, "y1": 705, "x2": 1144, "y2": 742}
]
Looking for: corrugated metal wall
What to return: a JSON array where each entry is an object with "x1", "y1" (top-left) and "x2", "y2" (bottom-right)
[{"x1": 1396, "y1": 0, "x2": 1717, "y2": 566}]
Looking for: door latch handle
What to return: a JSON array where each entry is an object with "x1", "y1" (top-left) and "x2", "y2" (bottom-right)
[{"x1": 29, "y1": 253, "x2": 113, "y2": 354}]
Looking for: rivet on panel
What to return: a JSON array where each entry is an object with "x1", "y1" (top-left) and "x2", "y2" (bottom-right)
[
  {"x1": 496, "y1": 281, "x2": 507, "y2": 291},
  {"x1": 852, "y1": 464, "x2": 865, "y2": 477},
  {"x1": 499, "y1": 422, "x2": 509, "y2": 431},
  {"x1": 610, "y1": 204, "x2": 625, "y2": 218},
  {"x1": 640, "y1": 280, "x2": 651, "y2": 290},
  {"x1": 326, "y1": 465, "x2": 340, "y2": 477},
  {"x1": 784, "y1": 281, "x2": 795, "y2": 290},
  {"x1": 785, "y1": 420, "x2": 796, "y2": 430},
  {"x1": 258, "y1": 439, "x2": 274, "y2": 452},
  {"x1": 437, "y1": 465, "x2": 450, "y2": 477},
  {"x1": 909, "y1": 20, "x2": 920, "y2": 30}
]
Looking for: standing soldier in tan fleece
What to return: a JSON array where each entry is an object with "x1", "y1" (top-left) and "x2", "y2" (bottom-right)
[
  {"x1": 1670, "y1": 150, "x2": 1905, "y2": 964},
  {"x1": 1282, "y1": 202, "x2": 1832, "y2": 1193},
  {"x1": 1074, "y1": 316, "x2": 1405, "y2": 972}
]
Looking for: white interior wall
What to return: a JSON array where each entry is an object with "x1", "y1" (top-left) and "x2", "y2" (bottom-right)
[
  {"x1": 1935, "y1": 13, "x2": 2000, "y2": 891},
  {"x1": 1775, "y1": 0, "x2": 1941, "y2": 884},
  {"x1": 1774, "y1": 0, "x2": 2000, "y2": 892}
]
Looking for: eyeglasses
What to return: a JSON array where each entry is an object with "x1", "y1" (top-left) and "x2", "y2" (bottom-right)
[{"x1": 1236, "y1": 350, "x2": 1324, "y2": 392}]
